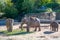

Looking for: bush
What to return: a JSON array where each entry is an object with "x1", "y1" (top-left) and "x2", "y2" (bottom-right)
[
  {"x1": 3, "y1": 5, "x2": 18, "y2": 19},
  {"x1": 46, "y1": 3, "x2": 59, "y2": 10},
  {"x1": 46, "y1": 8, "x2": 52, "y2": 12}
]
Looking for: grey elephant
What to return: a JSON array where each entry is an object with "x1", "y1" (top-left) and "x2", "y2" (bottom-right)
[
  {"x1": 19, "y1": 16, "x2": 41, "y2": 32},
  {"x1": 50, "y1": 21, "x2": 59, "y2": 32}
]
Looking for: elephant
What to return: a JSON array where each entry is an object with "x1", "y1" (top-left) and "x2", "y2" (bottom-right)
[
  {"x1": 19, "y1": 16, "x2": 41, "y2": 32},
  {"x1": 6, "y1": 18, "x2": 14, "y2": 32},
  {"x1": 50, "y1": 21, "x2": 59, "y2": 32}
]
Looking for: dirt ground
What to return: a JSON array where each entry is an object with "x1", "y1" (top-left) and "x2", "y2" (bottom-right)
[{"x1": 0, "y1": 24, "x2": 60, "y2": 40}]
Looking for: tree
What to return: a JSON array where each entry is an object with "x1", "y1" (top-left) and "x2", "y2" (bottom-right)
[
  {"x1": 0, "y1": 0, "x2": 18, "y2": 19},
  {"x1": 3, "y1": 5, "x2": 18, "y2": 19},
  {"x1": 34, "y1": 0, "x2": 52, "y2": 7},
  {"x1": 12, "y1": 0, "x2": 36, "y2": 21}
]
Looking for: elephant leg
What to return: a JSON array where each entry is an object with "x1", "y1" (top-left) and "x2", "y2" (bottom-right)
[
  {"x1": 50, "y1": 26, "x2": 52, "y2": 31},
  {"x1": 34, "y1": 26, "x2": 37, "y2": 31},
  {"x1": 53, "y1": 27, "x2": 56, "y2": 32},
  {"x1": 50, "y1": 27, "x2": 52, "y2": 31},
  {"x1": 7, "y1": 26, "x2": 9, "y2": 32},
  {"x1": 50, "y1": 24, "x2": 52, "y2": 31},
  {"x1": 38, "y1": 25, "x2": 41, "y2": 31},
  {"x1": 20, "y1": 23, "x2": 24, "y2": 30},
  {"x1": 54, "y1": 27, "x2": 56, "y2": 32},
  {"x1": 56, "y1": 27, "x2": 58, "y2": 32},
  {"x1": 57, "y1": 28, "x2": 58, "y2": 32},
  {"x1": 57, "y1": 24, "x2": 58, "y2": 32},
  {"x1": 52, "y1": 27, "x2": 54, "y2": 31},
  {"x1": 26, "y1": 25, "x2": 29, "y2": 32}
]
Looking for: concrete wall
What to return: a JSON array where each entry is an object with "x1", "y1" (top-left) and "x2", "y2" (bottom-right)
[
  {"x1": 56, "y1": 12, "x2": 60, "y2": 20},
  {"x1": 26, "y1": 12, "x2": 60, "y2": 20}
]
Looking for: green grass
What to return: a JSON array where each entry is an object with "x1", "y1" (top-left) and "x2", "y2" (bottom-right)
[{"x1": 0, "y1": 29, "x2": 33, "y2": 36}]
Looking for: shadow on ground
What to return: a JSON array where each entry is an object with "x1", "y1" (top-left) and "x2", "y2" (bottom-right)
[
  {"x1": 8, "y1": 32, "x2": 33, "y2": 36},
  {"x1": 44, "y1": 31, "x2": 55, "y2": 34},
  {"x1": 0, "y1": 31, "x2": 5, "y2": 34},
  {"x1": 0, "y1": 31, "x2": 33, "y2": 36}
]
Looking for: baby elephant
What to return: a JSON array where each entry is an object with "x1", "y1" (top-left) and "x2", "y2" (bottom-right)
[{"x1": 50, "y1": 21, "x2": 59, "y2": 32}]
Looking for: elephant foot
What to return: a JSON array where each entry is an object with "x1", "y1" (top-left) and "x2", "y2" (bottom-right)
[
  {"x1": 56, "y1": 30, "x2": 58, "y2": 32},
  {"x1": 27, "y1": 28, "x2": 29, "y2": 32},
  {"x1": 27, "y1": 30, "x2": 29, "y2": 32},
  {"x1": 34, "y1": 29, "x2": 37, "y2": 32},
  {"x1": 38, "y1": 29, "x2": 41, "y2": 31},
  {"x1": 21, "y1": 29, "x2": 24, "y2": 31}
]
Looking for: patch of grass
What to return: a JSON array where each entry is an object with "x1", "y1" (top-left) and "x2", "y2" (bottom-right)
[{"x1": 0, "y1": 29, "x2": 33, "y2": 36}]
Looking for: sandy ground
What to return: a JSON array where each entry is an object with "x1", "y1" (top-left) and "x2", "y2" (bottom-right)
[{"x1": 0, "y1": 24, "x2": 60, "y2": 40}]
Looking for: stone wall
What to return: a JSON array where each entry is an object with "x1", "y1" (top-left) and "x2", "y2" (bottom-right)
[
  {"x1": 56, "y1": 12, "x2": 60, "y2": 20},
  {"x1": 26, "y1": 12, "x2": 51, "y2": 19},
  {"x1": 25, "y1": 12, "x2": 60, "y2": 20}
]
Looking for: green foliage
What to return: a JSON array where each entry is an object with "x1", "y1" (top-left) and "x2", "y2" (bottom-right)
[
  {"x1": 46, "y1": 3, "x2": 59, "y2": 10},
  {"x1": 22, "y1": 0, "x2": 35, "y2": 13},
  {"x1": 0, "y1": 29, "x2": 33, "y2": 36},
  {"x1": 46, "y1": 8, "x2": 52, "y2": 12},
  {"x1": 55, "y1": 0, "x2": 60, "y2": 4},
  {"x1": 34, "y1": 0, "x2": 52, "y2": 7},
  {"x1": 0, "y1": 2, "x2": 4, "y2": 12},
  {"x1": 0, "y1": 29, "x2": 25, "y2": 35},
  {"x1": 3, "y1": 5, "x2": 18, "y2": 18},
  {"x1": 0, "y1": 0, "x2": 60, "y2": 19},
  {"x1": 0, "y1": 0, "x2": 18, "y2": 19}
]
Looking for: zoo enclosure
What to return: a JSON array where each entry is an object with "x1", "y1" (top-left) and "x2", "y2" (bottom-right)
[{"x1": 25, "y1": 12, "x2": 60, "y2": 23}]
